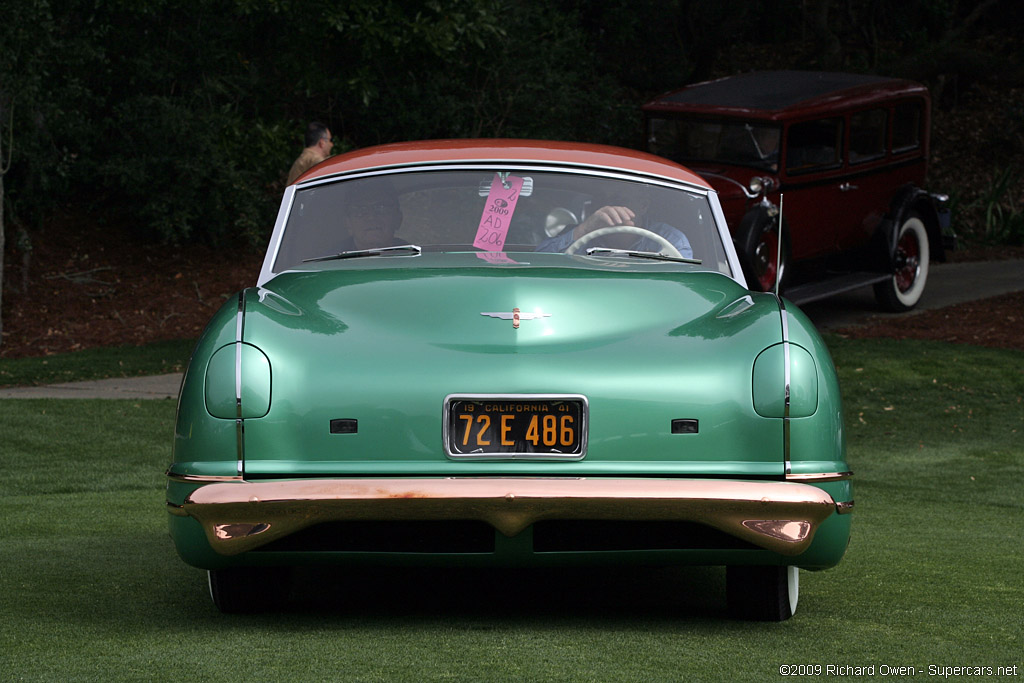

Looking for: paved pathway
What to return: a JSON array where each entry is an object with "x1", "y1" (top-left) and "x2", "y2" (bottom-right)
[
  {"x1": 799, "y1": 258, "x2": 1023, "y2": 329},
  {"x1": 0, "y1": 373, "x2": 183, "y2": 400},
  {"x1": 2, "y1": 259, "x2": 1020, "y2": 400}
]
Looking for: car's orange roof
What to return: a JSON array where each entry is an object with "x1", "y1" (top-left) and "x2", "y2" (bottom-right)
[{"x1": 294, "y1": 139, "x2": 710, "y2": 188}]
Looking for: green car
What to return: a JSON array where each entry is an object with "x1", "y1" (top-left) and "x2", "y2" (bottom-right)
[{"x1": 167, "y1": 139, "x2": 852, "y2": 619}]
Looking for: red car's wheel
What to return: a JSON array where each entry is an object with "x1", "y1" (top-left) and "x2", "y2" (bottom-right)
[
  {"x1": 874, "y1": 212, "x2": 930, "y2": 311},
  {"x1": 752, "y1": 227, "x2": 780, "y2": 291},
  {"x1": 740, "y1": 213, "x2": 787, "y2": 293}
]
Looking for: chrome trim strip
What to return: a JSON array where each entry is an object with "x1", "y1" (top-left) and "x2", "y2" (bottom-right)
[
  {"x1": 235, "y1": 420, "x2": 244, "y2": 475},
  {"x1": 166, "y1": 502, "x2": 188, "y2": 517},
  {"x1": 234, "y1": 296, "x2": 243, "y2": 419},
  {"x1": 698, "y1": 170, "x2": 760, "y2": 199},
  {"x1": 442, "y1": 393, "x2": 589, "y2": 461},
  {"x1": 295, "y1": 162, "x2": 713, "y2": 196},
  {"x1": 786, "y1": 471, "x2": 854, "y2": 483},
  {"x1": 706, "y1": 190, "x2": 745, "y2": 285},
  {"x1": 782, "y1": 313, "x2": 791, "y2": 417},
  {"x1": 169, "y1": 470, "x2": 853, "y2": 486},
  {"x1": 177, "y1": 477, "x2": 841, "y2": 557},
  {"x1": 234, "y1": 292, "x2": 246, "y2": 475},
  {"x1": 836, "y1": 500, "x2": 855, "y2": 514},
  {"x1": 166, "y1": 473, "x2": 246, "y2": 484},
  {"x1": 777, "y1": 299, "x2": 792, "y2": 475},
  {"x1": 258, "y1": 185, "x2": 296, "y2": 287},
  {"x1": 480, "y1": 310, "x2": 552, "y2": 323}
]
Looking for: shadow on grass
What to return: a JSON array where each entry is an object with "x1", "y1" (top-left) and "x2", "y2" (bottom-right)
[
  {"x1": 279, "y1": 564, "x2": 728, "y2": 623},
  {"x1": 11, "y1": 533, "x2": 729, "y2": 627},
  {"x1": 5, "y1": 513, "x2": 734, "y2": 627}
]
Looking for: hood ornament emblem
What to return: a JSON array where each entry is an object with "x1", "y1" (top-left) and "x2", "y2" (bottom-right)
[{"x1": 480, "y1": 307, "x2": 551, "y2": 329}]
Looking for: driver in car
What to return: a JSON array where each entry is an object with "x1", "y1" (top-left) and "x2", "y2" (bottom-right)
[
  {"x1": 536, "y1": 187, "x2": 693, "y2": 257},
  {"x1": 338, "y1": 180, "x2": 406, "y2": 251}
]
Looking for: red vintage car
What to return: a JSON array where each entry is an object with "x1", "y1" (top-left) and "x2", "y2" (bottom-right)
[{"x1": 643, "y1": 70, "x2": 955, "y2": 310}]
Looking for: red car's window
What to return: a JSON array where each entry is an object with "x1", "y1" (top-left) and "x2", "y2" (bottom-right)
[
  {"x1": 849, "y1": 109, "x2": 888, "y2": 164},
  {"x1": 647, "y1": 118, "x2": 780, "y2": 172},
  {"x1": 785, "y1": 118, "x2": 844, "y2": 175},
  {"x1": 892, "y1": 102, "x2": 923, "y2": 153}
]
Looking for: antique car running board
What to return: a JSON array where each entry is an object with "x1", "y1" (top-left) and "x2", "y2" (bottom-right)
[{"x1": 784, "y1": 271, "x2": 891, "y2": 306}]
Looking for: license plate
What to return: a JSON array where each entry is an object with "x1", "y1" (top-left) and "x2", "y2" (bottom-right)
[{"x1": 445, "y1": 395, "x2": 587, "y2": 459}]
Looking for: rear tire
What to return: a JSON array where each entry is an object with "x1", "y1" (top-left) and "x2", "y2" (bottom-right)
[
  {"x1": 874, "y1": 212, "x2": 930, "y2": 311},
  {"x1": 208, "y1": 567, "x2": 291, "y2": 613},
  {"x1": 726, "y1": 565, "x2": 799, "y2": 621}
]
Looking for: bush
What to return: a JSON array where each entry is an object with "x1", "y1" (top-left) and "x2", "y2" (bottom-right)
[
  {"x1": 980, "y1": 166, "x2": 1024, "y2": 246},
  {"x1": 95, "y1": 97, "x2": 292, "y2": 246},
  {"x1": 4, "y1": 0, "x2": 1024, "y2": 249}
]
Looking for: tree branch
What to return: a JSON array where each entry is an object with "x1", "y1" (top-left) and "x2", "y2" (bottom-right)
[{"x1": 0, "y1": 99, "x2": 12, "y2": 175}]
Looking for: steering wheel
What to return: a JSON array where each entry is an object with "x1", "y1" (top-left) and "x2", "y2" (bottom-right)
[{"x1": 565, "y1": 225, "x2": 683, "y2": 258}]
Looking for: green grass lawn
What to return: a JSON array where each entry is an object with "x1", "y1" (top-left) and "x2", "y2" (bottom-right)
[
  {"x1": 1, "y1": 338, "x2": 1021, "y2": 681},
  {"x1": 0, "y1": 339, "x2": 195, "y2": 387}
]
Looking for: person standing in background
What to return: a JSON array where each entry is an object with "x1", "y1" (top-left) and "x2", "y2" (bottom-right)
[{"x1": 286, "y1": 121, "x2": 334, "y2": 185}]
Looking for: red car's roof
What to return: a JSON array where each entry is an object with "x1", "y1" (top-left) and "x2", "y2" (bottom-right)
[
  {"x1": 643, "y1": 70, "x2": 928, "y2": 120},
  {"x1": 294, "y1": 139, "x2": 710, "y2": 188}
]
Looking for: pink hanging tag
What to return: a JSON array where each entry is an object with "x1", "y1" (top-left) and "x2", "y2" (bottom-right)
[
  {"x1": 476, "y1": 251, "x2": 519, "y2": 264},
  {"x1": 473, "y1": 174, "x2": 523, "y2": 251}
]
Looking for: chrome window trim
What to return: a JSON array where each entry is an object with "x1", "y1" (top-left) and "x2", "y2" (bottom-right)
[
  {"x1": 295, "y1": 160, "x2": 714, "y2": 195},
  {"x1": 706, "y1": 189, "x2": 746, "y2": 285},
  {"x1": 258, "y1": 162, "x2": 742, "y2": 288},
  {"x1": 258, "y1": 184, "x2": 296, "y2": 287}
]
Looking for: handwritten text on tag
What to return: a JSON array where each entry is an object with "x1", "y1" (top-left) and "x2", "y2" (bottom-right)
[{"x1": 474, "y1": 174, "x2": 523, "y2": 251}]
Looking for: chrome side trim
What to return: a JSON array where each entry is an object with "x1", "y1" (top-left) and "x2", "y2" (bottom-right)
[
  {"x1": 176, "y1": 477, "x2": 841, "y2": 557},
  {"x1": 234, "y1": 292, "x2": 246, "y2": 475},
  {"x1": 786, "y1": 471, "x2": 854, "y2": 483},
  {"x1": 235, "y1": 420, "x2": 244, "y2": 477},
  {"x1": 234, "y1": 293, "x2": 244, "y2": 419},
  {"x1": 777, "y1": 298, "x2": 792, "y2": 475},
  {"x1": 166, "y1": 472, "x2": 246, "y2": 484},
  {"x1": 167, "y1": 502, "x2": 188, "y2": 517}
]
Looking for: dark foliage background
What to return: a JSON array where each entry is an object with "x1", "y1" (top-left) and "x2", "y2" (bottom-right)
[{"x1": 1, "y1": 0, "x2": 1022, "y2": 252}]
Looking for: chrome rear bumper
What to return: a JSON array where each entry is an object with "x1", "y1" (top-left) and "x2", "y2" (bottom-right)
[{"x1": 167, "y1": 477, "x2": 850, "y2": 557}]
